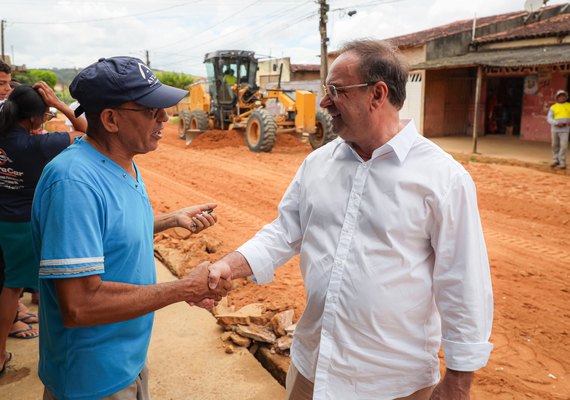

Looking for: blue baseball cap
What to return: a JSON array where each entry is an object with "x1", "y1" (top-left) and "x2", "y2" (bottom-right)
[{"x1": 69, "y1": 56, "x2": 187, "y2": 117}]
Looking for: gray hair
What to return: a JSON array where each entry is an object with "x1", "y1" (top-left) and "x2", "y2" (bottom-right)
[{"x1": 338, "y1": 39, "x2": 409, "y2": 110}]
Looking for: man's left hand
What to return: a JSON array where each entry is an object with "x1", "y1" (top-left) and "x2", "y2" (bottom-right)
[
  {"x1": 430, "y1": 369, "x2": 473, "y2": 400},
  {"x1": 175, "y1": 203, "x2": 217, "y2": 234}
]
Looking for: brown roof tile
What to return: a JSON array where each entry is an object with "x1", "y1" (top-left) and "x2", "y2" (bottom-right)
[
  {"x1": 474, "y1": 12, "x2": 570, "y2": 44},
  {"x1": 384, "y1": 10, "x2": 527, "y2": 47},
  {"x1": 329, "y1": 4, "x2": 567, "y2": 54}
]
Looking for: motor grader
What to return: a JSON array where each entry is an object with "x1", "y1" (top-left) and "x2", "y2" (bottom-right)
[{"x1": 178, "y1": 50, "x2": 335, "y2": 152}]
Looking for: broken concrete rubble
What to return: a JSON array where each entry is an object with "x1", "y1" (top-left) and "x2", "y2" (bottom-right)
[{"x1": 270, "y1": 309, "x2": 294, "y2": 337}]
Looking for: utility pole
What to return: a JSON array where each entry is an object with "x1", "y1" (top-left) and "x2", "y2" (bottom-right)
[
  {"x1": 319, "y1": 0, "x2": 329, "y2": 93},
  {"x1": 145, "y1": 50, "x2": 150, "y2": 68},
  {"x1": 1, "y1": 20, "x2": 6, "y2": 62},
  {"x1": 472, "y1": 66, "x2": 483, "y2": 154}
]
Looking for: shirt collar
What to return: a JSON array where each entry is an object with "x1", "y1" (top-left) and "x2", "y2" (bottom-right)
[
  {"x1": 331, "y1": 119, "x2": 420, "y2": 163},
  {"x1": 381, "y1": 119, "x2": 419, "y2": 163}
]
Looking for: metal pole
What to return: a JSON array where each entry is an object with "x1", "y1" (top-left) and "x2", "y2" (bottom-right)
[
  {"x1": 319, "y1": 0, "x2": 329, "y2": 94},
  {"x1": 472, "y1": 66, "x2": 483, "y2": 154},
  {"x1": 145, "y1": 50, "x2": 150, "y2": 68},
  {"x1": 1, "y1": 20, "x2": 5, "y2": 61}
]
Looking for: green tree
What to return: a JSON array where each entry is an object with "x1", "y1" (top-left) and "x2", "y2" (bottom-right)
[
  {"x1": 155, "y1": 71, "x2": 194, "y2": 90},
  {"x1": 12, "y1": 69, "x2": 58, "y2": 88}
]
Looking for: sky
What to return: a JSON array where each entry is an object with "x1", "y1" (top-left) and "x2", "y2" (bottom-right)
[{"x1": 1, "y1": 0, "x2": 568, "y2": 76}]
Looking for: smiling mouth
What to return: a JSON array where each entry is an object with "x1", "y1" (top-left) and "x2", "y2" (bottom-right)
[{"x1": 151, "y1": 130, "x2": 163, "y2": 139}]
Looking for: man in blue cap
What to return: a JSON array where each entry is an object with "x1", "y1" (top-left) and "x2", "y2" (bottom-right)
[{"x1": 31, "y1": 57, "x2": 231, "y2": 400}]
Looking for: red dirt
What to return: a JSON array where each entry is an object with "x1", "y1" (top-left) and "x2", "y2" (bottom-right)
[{"x1": 142, "y1": 123, "x2": 570, "y2": 399}]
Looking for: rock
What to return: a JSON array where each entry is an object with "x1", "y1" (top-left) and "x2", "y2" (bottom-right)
[
  {"x1": 270, "y1": 309, "x2": 294, "y2": 337},
  {"x1": 250, "y1": 310, "x2": 275, "y2": 326},
  {"x1": 172, "y1": 226, "x2": 191, "y2": 239},
  {"x1": 220, "y1": 331, "x2": 232, "y2": 342},
  {"x1": 212, "y1": 297, "x2": 235, "y2": 317},
  {"x1": 224, "y1": 343, "x2": 235, "y2": 354},
  {"x1": 229, "y1": 332, "x2": 252, "y2": 347},
  {"x1": 276, "y1": 335, "x2": 292, "y2": 351},
  {"x1": 153, "y1": 237, "x2": 222, "y2": 278},
  {"x1": 249, "y1": 343, "x2": 259, "y2": 355},
  {"x1": 215, "y1": 303, "x2": 266, "y2": 329},
  {"x1": 236, "y1": 324, "x2": 277, "y2": 344},
  {"x1": 285, "y1": 323, "x2": 297, "y2": 336}
]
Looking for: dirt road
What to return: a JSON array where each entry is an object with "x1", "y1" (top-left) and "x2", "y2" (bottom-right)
[{"x1": 143, "y1": 123, "x2": 570, "y2": 399}]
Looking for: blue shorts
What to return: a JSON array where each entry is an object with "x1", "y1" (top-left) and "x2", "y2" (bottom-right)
[{"x1": 0, "y1": 221, "x2": 39, "y2": 289}]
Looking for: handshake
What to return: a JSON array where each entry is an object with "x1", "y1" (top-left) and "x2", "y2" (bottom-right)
[{"x1": 181, "y1": 259, "x2": 234, "y2": 310}]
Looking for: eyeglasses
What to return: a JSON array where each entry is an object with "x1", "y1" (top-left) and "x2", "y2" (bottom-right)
[
  {"x1": 115, "y1": 107, "x2": 161, "y2": 119},
  {"x1": 43, "y1": 111, "x2": 56, "y2": 121},
  {"x1": 322, "y1": 82, "x2": 378, "y2": 99}
]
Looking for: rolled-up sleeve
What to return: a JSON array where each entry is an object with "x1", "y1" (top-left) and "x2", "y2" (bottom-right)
[
  {"x1": 431, "y1": 173, "x2": 494, "y2": 371},
  {"x1": 237, "y1": 164, "x2": 305, "y2": 285}
]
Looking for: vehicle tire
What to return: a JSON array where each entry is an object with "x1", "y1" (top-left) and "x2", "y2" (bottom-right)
[
  {"x1": 188, "y1": 110, "x2": 210, "y2": 131},
  {"x1": 178, "y1": 110, "x2": 190, "y2": 139},
  {"x1": 245, "y1": 109, "x2": 277, "y2": 152},
  {"x1": 309, "y1": 110, "x2": 336, "y2": 149}
]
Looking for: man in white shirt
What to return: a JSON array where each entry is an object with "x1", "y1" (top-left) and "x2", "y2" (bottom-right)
[{"x1": 207, "y1": 39, "x2": 493, "y2": 400}]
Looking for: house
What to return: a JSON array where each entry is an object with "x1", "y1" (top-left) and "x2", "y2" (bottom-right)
[
  {"x1": 257, "y1": 57, "x2": 320, "y2": 88},
  {"x1": 329, "y1": 2, "x2": 570, "y2": 142}
]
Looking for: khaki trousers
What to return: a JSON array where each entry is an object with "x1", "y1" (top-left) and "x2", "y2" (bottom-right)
[
  {"x1": 43, "y1": 364, "x2": 150, "y2": 400},
  {"x1": 285, "y1": 363, "x2": 436, "y2": 400}
]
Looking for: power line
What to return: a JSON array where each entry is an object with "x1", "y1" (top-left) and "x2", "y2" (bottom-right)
[
  {"x1": 9, "y1": 2, "x2": 193, "y2": 25},
  {"x1": 155, "y1": 7, "x2": 315, "y2": 66},
  {"x1": 154, "y1": 2, "x2": 312, "y2": 67},
  {"x1": 150, "y1": 0, "x2": 264, "y2": 52}
]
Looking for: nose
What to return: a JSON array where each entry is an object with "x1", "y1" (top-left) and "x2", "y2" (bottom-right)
[
  {"x1": 158, "y1": 108, "x2": 169, "y2": 122},
  {"x1": 320, "y1": 92, "x2": 332, "y2": 108}
]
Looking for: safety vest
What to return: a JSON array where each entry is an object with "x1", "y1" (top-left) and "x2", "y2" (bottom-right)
[
  {"x1": 224, "y1": 74, "x2": 236, "y2": 86},
  {"x1": 550, "y1": 102, "x2": 570, "y2": 119}
]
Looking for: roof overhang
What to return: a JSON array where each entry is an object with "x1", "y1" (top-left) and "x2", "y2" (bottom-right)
[{"x1": 411, "y1": 45, "x2": 570, "y2": 70}]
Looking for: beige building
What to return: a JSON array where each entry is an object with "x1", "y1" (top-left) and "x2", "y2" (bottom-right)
[{"x1": 257, "y1": 57, "x2": 320, "y2": 89}]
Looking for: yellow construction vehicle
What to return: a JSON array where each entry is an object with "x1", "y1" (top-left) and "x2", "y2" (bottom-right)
[{"x1": 178, "y1": 50, "x2": 335, "y2": 152}]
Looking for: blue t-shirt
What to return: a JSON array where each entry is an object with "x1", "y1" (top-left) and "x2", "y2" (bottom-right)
[
  {"x1": 0, "y1": 127, "x2": 69, "y2": 222},
  {"x1": 31, "y1": 138, "x2": 156, "y2": 400}
]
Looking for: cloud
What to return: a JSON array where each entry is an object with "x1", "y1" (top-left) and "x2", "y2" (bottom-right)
[{"x1": 4, "y1": 0, "x2": 568, "y2": 75}]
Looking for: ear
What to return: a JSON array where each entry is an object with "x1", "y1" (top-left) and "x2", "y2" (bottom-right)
[
  {"x1": 100, "y1": 109, "x2": 120, "y2": 133},
  {"x1": 30, "y1": 115, "x2": 43, "y2": 130},
  {"x1": 370, "y1": 81, "x2": 388, "y2": 109}
]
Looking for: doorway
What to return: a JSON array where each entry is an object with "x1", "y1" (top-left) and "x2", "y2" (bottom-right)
[{"x1": 485, "y1": 77, "x2": 524, "y2": 135}]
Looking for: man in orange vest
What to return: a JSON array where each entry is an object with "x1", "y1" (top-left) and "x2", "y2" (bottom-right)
[{"x1": 547, "y1": 89, "x2": 570, "y2": 169}]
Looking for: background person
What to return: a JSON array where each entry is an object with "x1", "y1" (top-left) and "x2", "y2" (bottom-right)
[
  {"x1": 547, "y1": 89, "x2": 570, "y2": 169},
  {"x1": 0, "y1": 82, "x2": 86, "y2": 375},
  {"x1": 207, "y1": 39, "x2": 493, "y2": 400},
  {"x1": 0, "y1": 61, "x2": 11, "y2": 102},
  {"x1": 31, "y1": 56, "x2": 231, "y2": 399},
  {"x1": 0, "y1": 66, "x2": 38, "y2": 337},
  {"x1": 223, "y1": 68, "x2": 236, "y2": 86}
]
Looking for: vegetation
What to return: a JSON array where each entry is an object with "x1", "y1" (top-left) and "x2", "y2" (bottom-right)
[
  {"x1": 11, "y1": 67, "x2": 193, "y2": 104},
  {"x1": 13, "y1": 69, "x2": 58, "y2": 88},
  {"x1": 155, "y1": 71, "x2": 194, "y2": 90}
]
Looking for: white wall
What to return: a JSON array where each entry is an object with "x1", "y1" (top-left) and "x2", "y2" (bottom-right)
[{"x1": 401, "y1": 71, "x2": 424, "y2": 132}]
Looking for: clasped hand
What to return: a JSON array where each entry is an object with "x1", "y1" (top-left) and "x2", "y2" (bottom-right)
[{"x1": 183, "y1": 261, "x2": 231, "y2": 310}]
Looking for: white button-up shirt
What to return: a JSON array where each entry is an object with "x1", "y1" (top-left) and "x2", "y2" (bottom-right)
[{"x1": 238, "y1": 120, "x2": 493, "y2": 399}]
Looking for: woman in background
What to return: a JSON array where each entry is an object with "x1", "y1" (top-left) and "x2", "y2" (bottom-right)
[{"x1": 0, "y1": 82, "x2": 86, "y2": 374}]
